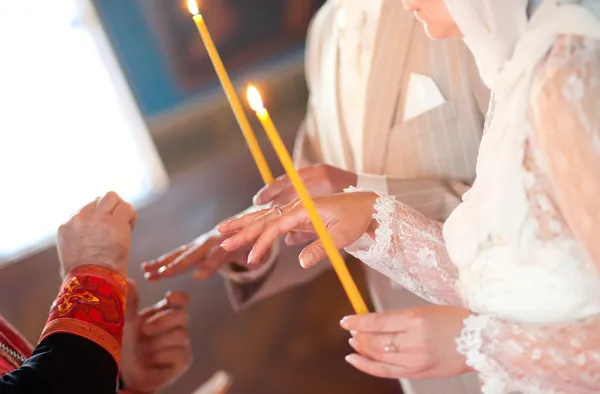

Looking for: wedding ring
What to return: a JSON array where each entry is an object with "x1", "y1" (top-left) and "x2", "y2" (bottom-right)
[
  {"x1": 273, "y1": 204, "x2": 283, "y2": 216},
  {"x1": 384, "y1": 343, "x2": 397, "y2": 353},
  {"x1": 384, "y1": 334, "x2": 398, "y2": 353}
]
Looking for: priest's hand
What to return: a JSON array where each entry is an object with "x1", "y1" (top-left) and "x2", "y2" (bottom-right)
[
  {"x1": 57, "y1": 191, "x2": 136, "y2": 277},
  {"x1": 253, "y1": 164, "x2": 357, "y2": 207},
  {"x1": 218, "y1": 191, "x2": 378, "y2": 268},
  {"x1": 121, "y1": 280, "x2": 192, "y2": 393},
  {"x1": 340, "y1": 305, "x2": 472, "y2": 379}
]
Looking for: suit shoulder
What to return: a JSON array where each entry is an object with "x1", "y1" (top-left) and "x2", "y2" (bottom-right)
[
  {"x1": 307, "y1": 1, "x2": 336, "y2": 45},
  {"x1": 304, "y1": 1, "x2": 336, "y2": 87}
]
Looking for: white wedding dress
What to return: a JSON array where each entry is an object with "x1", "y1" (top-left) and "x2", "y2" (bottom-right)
[{"x1": 345, "y1": 1, "x2": 600, "y2": 393}]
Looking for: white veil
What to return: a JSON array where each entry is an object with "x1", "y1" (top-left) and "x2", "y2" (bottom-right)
[
  {"x1": 442, "y1": 0, "x2": 530, "y2": 88},
  {"x1": 442, "y1": 0, "x2": 600, "y2": 89}
]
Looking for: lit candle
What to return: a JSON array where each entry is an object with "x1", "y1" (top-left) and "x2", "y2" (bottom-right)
[
  {"x1": 246, "y1": 86, "x2": 368, "y2": 315},
  {"x1": 187, "y1": 0, "x2": 274, "y2": 185}
]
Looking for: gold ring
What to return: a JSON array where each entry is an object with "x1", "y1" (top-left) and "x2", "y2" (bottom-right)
[{"x1": 273, "y1": 204, "x2": 283, "y2": 216}]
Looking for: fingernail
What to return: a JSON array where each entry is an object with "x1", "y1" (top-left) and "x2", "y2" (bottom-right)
[
  {"x1": 143, "y1": 272, "x2": 152, "y2": 280},
  {"x1": 340, "y1": 316, "x2": 350, "y2": 330},
  {"x1": 154, "y1": 298, "x2": 169, "y2": 310},
  {"x1": 300, "y1": 253, "x2": 313, "y2": 268},
  {"x1": 217, "y1": 221, "x2": 230, "y2": 231},
  {"x1": 247, "y1": 250, "x2": 253, "y2": 265},
  {"x1": 220, "y1": 238, "x2": 232, "y2": 248},
  {"x1": 348, "y1": 338, "x2": 357, "y2": 348},
  {"x1": 345, "y1": 354, "x2": 357, "y2": 365},
  {"x1": 350, "y1": 330, "x2": 357, "y2": 336},
  {"x1": 158, "y1": 266, "x2": 168, "y2": 274}
]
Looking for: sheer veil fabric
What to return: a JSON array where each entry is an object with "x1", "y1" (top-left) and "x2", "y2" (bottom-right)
[{"x1": 345, "y1": 0, "x2": 600, "y2": 392}]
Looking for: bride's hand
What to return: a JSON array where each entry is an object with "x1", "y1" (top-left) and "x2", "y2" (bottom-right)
[
  {"x1": 340, "y1": 305, "x2": 472, "y2": 379},
  {"x1": 218, "y1": 191, "x2": 378, "y2": 268}
]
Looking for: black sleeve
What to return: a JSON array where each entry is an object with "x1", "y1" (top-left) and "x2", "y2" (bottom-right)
[{"x1": 0, "y1": 333, "x2": 118, "y2": 394}]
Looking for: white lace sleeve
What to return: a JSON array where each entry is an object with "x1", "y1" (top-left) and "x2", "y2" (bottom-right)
[
  {"x1": 344, "y1": 189, "x2": 462, "y2": 306},
  {"x1": 531, "y1": 35, "x2": 600, "y2": 270},
  {"x1": 455, "y1": 36, "x2": 600, "y2": 394},
  {"x1": 457, "y1": 314, "x2": 600, "y2": 394}
]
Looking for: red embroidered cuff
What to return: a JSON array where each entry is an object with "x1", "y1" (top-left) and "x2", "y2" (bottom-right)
[{"x1": 40, "y1": 265, "x2": 127, "y2": 366}]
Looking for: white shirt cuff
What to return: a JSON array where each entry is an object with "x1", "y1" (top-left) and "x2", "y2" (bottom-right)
[
  {"x1": 219, "y1": 237, "x2": 281, "y2": 284},
  {"x1": 356, "y1": 173, "x2": 389, "y2": 195}
]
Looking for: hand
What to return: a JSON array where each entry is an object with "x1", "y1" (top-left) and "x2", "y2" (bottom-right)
[
  {"x1": 142, "y1": 228, "x2": 269, "y2": 281},
  {"x1": 253, "y1": 164, "x2": 358, "y2": 207},
  {"x1": 121, "y1": 280, "x2": 192, "y2": 393},
  {"x1": 57, "y1": 191, "x2": 136, "y2": 277},
  {"x1": 340, "y1": 305, "x2": 472, "y2": 379},
  {"x1": 218, "y1": 191, "x2": 378, "y2": 268}
]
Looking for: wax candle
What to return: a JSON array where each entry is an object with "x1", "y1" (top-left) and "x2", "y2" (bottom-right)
[
  {"x1": 247, "y1": 86, "x2": 368, "y2": 314},
  {"x1": 187, "y1": 0, "x2": 273, "y2": 185}
]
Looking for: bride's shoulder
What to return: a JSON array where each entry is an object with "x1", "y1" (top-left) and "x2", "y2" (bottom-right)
[
  {"x1": 534, "y1": 35, "x2": 600, "y2": 89},
  {"x1": 529, "y1": 35, "x2": 600, "y2": 110}
]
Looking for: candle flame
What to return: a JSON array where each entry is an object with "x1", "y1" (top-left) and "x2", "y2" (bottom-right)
[
  {"x1": 247, "y1": 85, "x2": 264, "y2": 112},
  {"x1": 187, "y1": 0, "x2": 199, "y2": 15}
]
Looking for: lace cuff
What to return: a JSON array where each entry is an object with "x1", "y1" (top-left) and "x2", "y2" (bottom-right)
[
  {"x1": 457, "y1": 315, "x2": 507, "y2": 394},
  {"x1": 344, "y1": 187, "x2": 395, "y2": 261},
  {"x1": 343, "y1": 188, "x2": 462, "y2": 306},
  {"x1": 457, "y1": 313, "x2": 600, "y2": 394}
]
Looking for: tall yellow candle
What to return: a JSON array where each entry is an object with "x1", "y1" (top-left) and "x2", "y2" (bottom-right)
[
  {"x1": 246, "y1": 86, "x2": 368, "y2": 315},
  {"x1": 187, "y1": 0, "x2": 274, "y2": 185}
]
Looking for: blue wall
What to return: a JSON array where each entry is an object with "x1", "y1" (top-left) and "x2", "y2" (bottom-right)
[
  {"x1": 95, "y1": 0, "x2": 183, "y2": 117},
  {"x1": 94, "y1": 0, "x2": 305, "y2": 119}
]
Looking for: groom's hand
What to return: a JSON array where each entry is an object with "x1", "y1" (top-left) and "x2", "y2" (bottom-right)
[
  {"x1": 253, "y1": 164, "x2": 358, "y2": 207},
  {"x1": 120, "y1": 280, "x2": 192, "y2": 393},
  {"x1": 142, "y1": 228, "x2": 270, "y2": 281}
]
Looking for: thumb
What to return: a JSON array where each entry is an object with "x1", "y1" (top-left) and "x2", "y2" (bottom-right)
[
  {"x1": 299, "y1": 228, "x2": 348, "y2": 268},
  {"x1": 284, "y1": 232, "x2": 316, "y2": 246},
  {"x1": 252, "y1": 184, "x2": 269, "y2": 206},
  {"x1": 125, "y1": 278, "x2": 139, "y2": 320},
  {"x1": 298, "y1": 240, "x2": 327, "y2": 268}
]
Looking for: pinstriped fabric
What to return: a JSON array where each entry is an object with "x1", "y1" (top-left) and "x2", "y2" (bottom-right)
[{"x1": 294, "y1": 2, "x2": 490, "y2": 393}]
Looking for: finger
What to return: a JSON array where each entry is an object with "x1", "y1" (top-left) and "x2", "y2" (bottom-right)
[
  {"x1": 219, "y1": 213, "x2": 274, "y2": 253},
  {"x1": 348, "y1": 335, "x2": 405, "y2": 365},
  {"x1": 194, "y1": 246, "x2": 229, "y2": 280},
  {"x1": 284, "y1": 232, "x2": 316, "y2": 246},
  {"x1": 345, "y1": 353, "x2": 409, "y2": 379},
  {"x1": 297, "y1": 231, "x2": 348, "y2": 268},
  {"x1": 253, "y1": 171, "x2": 300, "y2": 205},
  {"x1": 161, "y1": 241, "x2": 216, "y2": 278},
  {"x1": 340, "y1": 311, "x2": 410, "y2": 333},
  {"x1": 271, "y1": 188, "x2": 302, "y2": 207},
  {"x1": 140, "y1": 328, "x2": 190, "y2": 356},
  {"x1": 139, "y1": 291, "x2": 189, "y2": 319},
  {"x1": 142, "y1": 308, "x2": 188, "y2": 337},
  {"x1": 143, "y1": 347, "x2": 192, "y2": 370},
  {"x1": 139, "y1": 298, "x2": 169, "y2": 320},
  {"x1": 76, "y1": 197, "x2": 101, "y2": 217},
  {"x1": 142, "y1": 246, "x2": 190, "y2": 280},
  {"x1": 165, "y1": 291, "x2": 189, "y2": 309},
  {"x1": 125, "y1": 279, "x2": 139, "y2": 321},
  {"x1": 112, "y1": 200, "x2": 137, "y2": 229},
  {"x1": 244, "y1": 207, "x2": 308, "y2": 264},
  {"x1": 217, "y1": 208, "x2": 271, "y2": 235},
  {"x1": 96, "y1": 191, "x2": 122, "y2": 214}
]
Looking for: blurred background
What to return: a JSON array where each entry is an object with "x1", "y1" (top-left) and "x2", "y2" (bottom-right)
[{"x1": 0, "y1": 1, "x2": 401, "y2": 393}]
